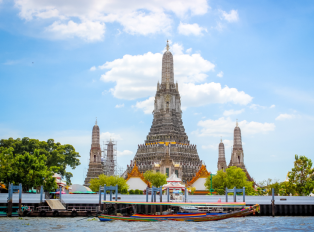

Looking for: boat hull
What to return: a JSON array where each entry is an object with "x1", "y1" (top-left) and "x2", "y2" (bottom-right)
[
  {"x1": 99, "y1": 215, "x2": 164, "y2": 222},
  {"x1": 131, "y1": 212, "x2": 206, "y2": 219}
]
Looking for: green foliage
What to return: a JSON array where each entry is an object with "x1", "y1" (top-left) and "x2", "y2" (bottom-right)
[
  {"x1": 89, "y1": 174, "x2": 129, "y2": 193},
  {"x1": 134, "y1": 189, "x2": 140, "y2": 194},
  {"x1": 0, "y1": 137, "x2": 80, "y2": 185},
  {"x1": 65, "y1": 173, "x2": 73, "y2": 186},
  {"x1": 120, "y1": 188, "x2": 128, "y2": 194},
  {"x1": 139, "y1": 190, "x2": 143, "y2": 195},
  {"x1": 206, "y1": 167, "x2": 255, "y2": 195},
  {"x1": 143, "y1": 170, "x2": 167, "y2": 187},
  {"x1": 129, "y1": 189, "x2": 134, "y2": 194},
  {"x1": 258, "y1": 178, "x2": 296, "y2": 196},
  {"x1": 0, "y1": 148, "x2": 58, "y2": 192},
  {"x1": 215, "y1": 189, "x2": 225, "y2": 195},
  {"x1": 288, "y1": 155, "x2": 314, "y2": 196},
  {"x1": 256, "y1": 187, "x2": 266, "y2": 196}
]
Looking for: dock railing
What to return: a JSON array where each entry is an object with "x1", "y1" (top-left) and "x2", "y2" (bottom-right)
[
  {"x1": 67, "y1": 206, "x2": 100, "y2": 212},
  {"x1": 37, "y1": 206, "x2": 50, "y2": 212}
]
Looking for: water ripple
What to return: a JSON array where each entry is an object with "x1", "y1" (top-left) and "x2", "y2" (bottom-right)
[{"x1": 1, "y1": 217, "x2": 313, "y2": 232}]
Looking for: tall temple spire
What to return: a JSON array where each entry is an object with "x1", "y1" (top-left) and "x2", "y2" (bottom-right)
[
  {"x1": 228, "y1": 123, "x2": 254, "y2": 182},
  {"x1": 130, "y1": 42, "x2": 202, "y2": 183},
  {"x1": 84, "y1": 120, "x2": 103, "y2": 187},
  {"x1": 217, "y1": 138, "x2": 227, "y2": 172},
  {"x1": 161, "y1": 40, "x2": 174, "y2": 84},
  {"x1": 233, "y1": 121, "x2": 242, "y2": 150},
  {"x1": 92, "y1": 121, "x2": 100, "y2": 147}
]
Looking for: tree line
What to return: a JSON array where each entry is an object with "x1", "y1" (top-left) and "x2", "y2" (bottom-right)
[
  {"x1": 0, "y1": 137, "x2": 81, "y2": 192},
  {"x1": 206, "y1": 155, "x2": 314, "y2": 196}
]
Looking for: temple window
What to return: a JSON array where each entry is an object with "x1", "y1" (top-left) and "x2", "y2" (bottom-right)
[{"x1": 166, "y1": 168, "x2": 169, "y2": 177}]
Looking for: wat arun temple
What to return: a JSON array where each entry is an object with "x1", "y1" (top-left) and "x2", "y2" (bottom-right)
[
  {"x1": 84, "y1": 41, "x2": 254, "y2": 189},
  {"x1": 125, "y1": 41, "x2": 202, "y2": 183}
]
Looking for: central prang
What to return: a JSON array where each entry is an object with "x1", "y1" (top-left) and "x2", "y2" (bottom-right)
[{"x1": 126, "y1": 41, "x2": 202, "y2": 183}]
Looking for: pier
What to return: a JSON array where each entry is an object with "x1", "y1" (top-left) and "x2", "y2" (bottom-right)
[{"x1": 1, "y1": 193, "x2": 314, "y2": 217}]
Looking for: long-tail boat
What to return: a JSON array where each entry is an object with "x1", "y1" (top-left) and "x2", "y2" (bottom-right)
[
  {"x1": 169, "y1": 205, "x2": 259, "y2": 222},
  {"x1": 98, "y1": 204, "x2": 259, "y2": 222}
]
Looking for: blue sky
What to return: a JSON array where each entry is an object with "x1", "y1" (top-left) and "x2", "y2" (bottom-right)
[{"x1": 1, "y1": 0, "x2": 314, "y2": 185}]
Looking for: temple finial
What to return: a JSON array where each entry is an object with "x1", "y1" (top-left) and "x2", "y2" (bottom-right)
[
  {"x1": 221, "y1": 136, "x2": 222, "y2": 143},
  {"x1": 166, "y1": 40, "x2": 169, "y2": 51},
  {"x1": 236, "y1": 119, "x2": 238, "y2": 127},
  {"x1": 95, "y1": 117, "x2": 97, "y2": 125}
]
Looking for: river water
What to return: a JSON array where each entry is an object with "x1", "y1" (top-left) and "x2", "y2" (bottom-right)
[{"x1": 1, "y1": 217, "x2": 313, "y2": 232}]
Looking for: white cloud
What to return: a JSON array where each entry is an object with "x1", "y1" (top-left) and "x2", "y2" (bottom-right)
[
  {"x1": 186, "y1": 48, "x2": 192, "y2": 53},
  {"x1": 117, "y1": 150, "x2": 133, "y2": 156},
  {"x1": 14, "y1": 0, "x2": 209, "y2": 40},
  {"x1": 100, "y1": 132, "x2": 122, "y2": 141},
  {"x1": 177, "y1": 22, "x2": 207, "y2": 36},
  {"x1": 107, "y1": 11, "x2": 172, "y2": 35},
  {"x1": 46, "y1": 20, "x2": 105, "y2": 41},
  {"x1": 250, "y1": 104, "x2": 266, "y2": 110},
  {"x1": 193, "y1": 117, "x2": 275, "y2": 137},
  {"x1": 134, "y1": 97, "x2": 154, "y2": 114},
  {"x1": 221, "y1": 9, "x2": 239, "y2": 22},
  {"x1": 270, "y1": 105, "x2": 276, "y2": 109},
  {"x1": 275, "y1": 114, "x2": 295, "y2": 121},
  {"x1": 90, "y1": 66, "x2": 96, "y2": 71},
  {"x1": 217, "y1": 71, "x2": 223, "y2": 78},
  {"x1": 115, "y1": 103, "x2": 124, "y2": 108},
  {"x1": 180, "y1": 83, "x2": 252, "y2": 107},
  {"x1": 172, "y1": 43, "x2": 184, "y2": 55},
  {"x1": 99, "y1": 44, "x2": 253, "y2": 113},
  {"x1": 99, "y1": 46, "x2": 216, "y2": 100},
  {"x1": 134, "y1": 83, "x2": 252, "y2": 113},
  {"x1": 223, "y1": 109, "x2": 244, "y2": 116}
]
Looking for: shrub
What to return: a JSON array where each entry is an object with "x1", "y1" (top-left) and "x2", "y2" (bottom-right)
[
  {"x1": 120, "y1": 188, "x2": 128, "y2": 194},
  {"x1": 129, "y1": 189, "x2": 134, "y2": 194},
  {"x1": 134, "y1": 189, "x2": 140, "y2": 194},
  {"x1": 139, "y1": 190, "x2": 143, "y2": 195}
]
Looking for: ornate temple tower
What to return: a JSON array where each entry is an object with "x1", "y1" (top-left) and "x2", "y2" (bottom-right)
[
  {"x1": 228, "y1": 121, "x2": 245, "y2": 168},
  {"x1": 104, "y1": 140, "x2": 116, "y2": 176},
  {"x1": 84, "y1": 119, "x2": 104, "y2": 187},
  {"x1": 217, "y1": 138, "x2": 227, "y2": 172},
  {"x1": 127, "y1": 41, "x2": 202, "y2": 183},
  {"x1": 228, "y1": 121, "x2": 254, "y2": 181}
]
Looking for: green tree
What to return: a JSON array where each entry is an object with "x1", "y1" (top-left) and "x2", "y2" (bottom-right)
[
  {"x1": 89, "y1": 174, "x2": 129, "y2": 193},
  {"x1": 206, "y1": 167, "x2": 255, "y2": 195},
  {"x1": 256, "y1": 187, "x2": 266, "y2": 196},
  {"x1": 288, "y1": 155, "x2": 314, "y2": 196},
  {"x1": 0, "y1": 147, "x2": 58, "y2": 192},
  {"x1": 143, "y1": 170, "x2": 167, "y2": 187},
  {"x1": 0, "y1": 137, "x2": 81, "y2": 184}
]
